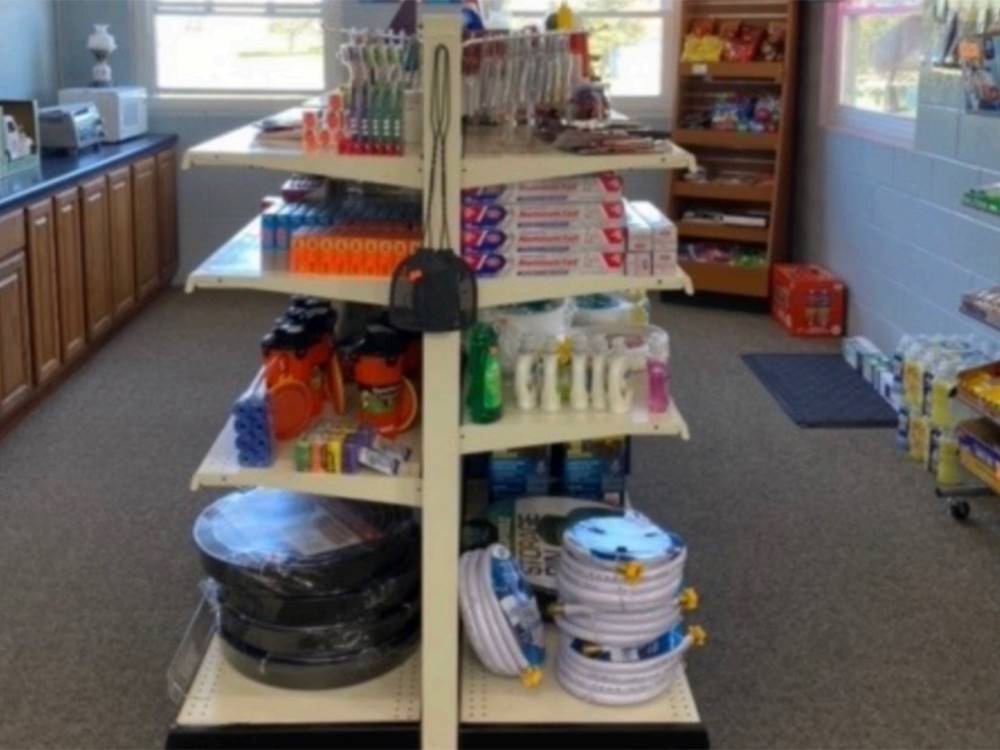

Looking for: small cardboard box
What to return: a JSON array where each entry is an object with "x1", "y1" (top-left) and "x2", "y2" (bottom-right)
[{"x1": 771, "y1": 263, "x2": 846, "y2": 337}]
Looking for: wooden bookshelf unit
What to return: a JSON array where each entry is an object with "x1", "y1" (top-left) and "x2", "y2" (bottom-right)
[{"x1": 668, "y1": 0, "x2": 800, "y2": 299}]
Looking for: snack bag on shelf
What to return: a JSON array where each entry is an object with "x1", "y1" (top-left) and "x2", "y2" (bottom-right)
[
  {"x1": 725, "y1": 23, "x2": 764, "y2": 63},
  {"x1": 760, "y1": 22, "x2": 786, "y2": 62},
  {"x1": 681, "y1": 19, "x2": 724, "y2": 63}
]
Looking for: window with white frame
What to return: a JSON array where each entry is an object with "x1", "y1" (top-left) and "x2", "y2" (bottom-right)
[
  {"x1": 140, "y1": 0, "x2": 341, "y2": 96},
  {"x1": 499, "y1": 0, "x2": 672, "y2": 113},
  {"x1": 825, "y1": 0, "x2": 923, "y2": 142}
]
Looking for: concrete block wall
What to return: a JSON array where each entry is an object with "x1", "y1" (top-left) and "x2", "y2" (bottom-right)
[{"x1": 795, "y1": 3, "x2": 1000, "y2": 352}]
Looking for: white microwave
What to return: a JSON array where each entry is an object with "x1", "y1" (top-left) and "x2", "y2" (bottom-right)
[{"x1": 58, "y1": 86, "x2": 148, "y2": 143}]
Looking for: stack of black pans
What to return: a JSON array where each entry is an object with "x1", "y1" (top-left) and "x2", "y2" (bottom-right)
[{"x1": 194, "y1": 489, "x2": 420, "y2": 689}]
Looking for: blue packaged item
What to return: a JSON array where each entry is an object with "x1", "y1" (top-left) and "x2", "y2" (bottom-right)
[
  {"x1": 489, "y1": 447, "x2": 551, "y2": 502},
  {"x1": 556, "y1": 439, "x2": 629, "y2": 505},
  {"x1": 260, "y1": 202, "x2": 283, "y2": 252},
  {"x1": 274, "y1": 204, "x2": 293, "y2": 251},
  {"x1": 231, "y1": 373, "x2": 273, "y2": 468},
  {"x1": 288, "y1": 204, "x2": 309, "y2": 238}
]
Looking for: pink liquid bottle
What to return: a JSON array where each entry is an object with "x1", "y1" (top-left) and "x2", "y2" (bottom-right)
[{"x1": 647, "y1": 335, "x2": 670, "y2": 414}]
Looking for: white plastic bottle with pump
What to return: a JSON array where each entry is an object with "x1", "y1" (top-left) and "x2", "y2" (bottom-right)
[
  {"x1": 590, "y1": 334, "x2": 608, "y2": 411},
  {"x1": 514, "y1": 334, "x2": 540, "y2": 411},
  {"x1": 570, "y1": 333, "x2": 590, "y2": 411},
  {"x1": 541, "y1": 335, "x2": 562, "y2": 413},
  {"x1": 607, "y1": 337, "x2": 633, "y2": 415}
]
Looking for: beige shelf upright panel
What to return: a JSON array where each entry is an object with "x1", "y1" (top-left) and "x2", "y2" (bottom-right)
[{"x1": 418, "y1": 16, "x2": 465, "y2": 750}]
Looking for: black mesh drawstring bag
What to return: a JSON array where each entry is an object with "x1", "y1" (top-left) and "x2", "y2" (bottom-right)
[{"x1": 390, "y1": 43, "x2": 477, "y2": 333}]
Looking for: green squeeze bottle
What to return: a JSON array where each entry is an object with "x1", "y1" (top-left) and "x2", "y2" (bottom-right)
[{"x1": 467, "y1": 323, "x2": 504, "y2": 424}]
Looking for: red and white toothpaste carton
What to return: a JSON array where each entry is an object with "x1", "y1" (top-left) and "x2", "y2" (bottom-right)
[
  {"x1": 463, "y1": 173, "x2": 625, "y2": 206},
  {"x1": 463, "y1": 250, "x2": 626, "y2": 278},
  {"x1": 461, "y1": 201, "x2": 626, "y2": 230},
  {"x1": 461, "y1": 225, "x2": 627, "y2": 254},
  {"x1": 625, "y1": 202, "x2": 654, "y2": 254},
  {"x1": 626, "y1": 252, "x2": 652, "y2": 277}
]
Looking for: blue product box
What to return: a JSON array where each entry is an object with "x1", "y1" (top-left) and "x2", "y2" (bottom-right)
[
  {"x1": 275, "y1": 204, "x2": 294, "y2": 251},
  {"x1": 260, "y1": 202, "x2": 283, "y2": 252},
  {"x1": 556, "y1": 438, "x2": 630, "y2": 505},
  {"x1": 488, "y1": 446, "x2": 552, "y2": 502}
]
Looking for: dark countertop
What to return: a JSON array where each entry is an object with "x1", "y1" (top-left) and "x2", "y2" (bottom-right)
[{"x1": 0, "y1": 133, "x2": 178, "y2": 214}]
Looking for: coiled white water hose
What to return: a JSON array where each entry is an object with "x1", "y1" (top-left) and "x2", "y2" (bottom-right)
[
  {"x1": 459, "y1": 544, "x2": 545, "y2": 688},
  {"x1": 552, "y1": 512, "x2": 706, "y2": 705},
  {"x1": 556, "y1": 625, "x2": 704, "y2": 706}
]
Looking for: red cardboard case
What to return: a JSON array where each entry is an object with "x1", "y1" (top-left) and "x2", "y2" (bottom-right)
[{"x1": 771, "y1": 264, "x2": 845, "y2": 337}]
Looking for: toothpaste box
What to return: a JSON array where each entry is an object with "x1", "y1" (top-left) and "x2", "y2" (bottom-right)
[
  {"x1": 462, "y1": 201, "x2": 626, "y2": 230},
  {"x1": 653, "y1": 250, "x2": 677, "y2": 276},
  {"x1": 463, "y1": 173, "x2": 625, "y2": 206},
  {"x1": 629, "y1": 201, "x2": 677, "y2": 253},
  {"x1": 462, "y1": 226, "x2": 627, "y2": 254},
  {"x1": 625, "y1": 202, "x2": 654, "y2": 254},
  {"x1": 463, "y1": 250, "x2": 625, "y2": 278},
  {"x1": 626, "y1": 252, "x2": 652, "y2": 277}
]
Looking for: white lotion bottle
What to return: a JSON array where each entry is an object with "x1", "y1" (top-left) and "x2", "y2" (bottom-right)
[
  {"x1": 607, "y1": 336, "x2": 633, "y2": 415},
  {"x1": 570, "y1": 332, "x2": 590, "y2": 411},
  {"x1": 514, "y1": 334, "x2": 540, "y2": 411},
  {"x1": 590, "y1": 334, "x2": 609, "y2": 411},
  {"x1": 541, "y1": 335, "x2": 562, "y2": 413}
]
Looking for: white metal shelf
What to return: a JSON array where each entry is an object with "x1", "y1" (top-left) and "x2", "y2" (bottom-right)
[
  {"x1": 186, "y1": 218, "x2": 693, "y2": 308},
  {"x1": 460, "y1": 386, "x2": 689, "y2": 455},
  {"x1": 182, "y1": 115, "x2": 423, "y2": 190},
  {"x1": 461, "y1": 626, "x2": 700, "y2": 725},
  {"x1": 192, "y1": 412, "x2": 422, "y2": 507},
  {"x1": 478, "y1": 269, "x2": 693, "y2": 307},
  {"x1": 182, "y1": 114, "x2": 693, "y2": 192},
  {"x1": 185, "y1": 218, "x2": 395, "y2": 305},
  {"x1": 462, "y1": 129, "x2": 697, "y2": 188},
  {"x1": 176, "y1": 636, "x2": 420, "y2": 728}
]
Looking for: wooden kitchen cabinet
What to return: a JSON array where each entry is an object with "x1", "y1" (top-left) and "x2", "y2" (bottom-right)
[
  {"x1": 80, "y1": 175, "x2": 114, "y2": 340},
  {"x1": 53, "y1": 188, "x2": 87, "y2": 363},
  {"x1": 156, "y1": 149, "x2": 178, "y2": 283},
  {"x1": 0, "y1": 136, "x2": 177, "y2": 431},
  {"x1": 0, "y1": 211, "x2": 33, "y2": 418},
  {"x1": 132, "y1": 156, "x2": 160, "y2": 301},
  {"x1": 25, "y1": 200, "x2": 62, "y2": 386},
  {"x1": 107, "y1": 165, "x2": 136, "y2": 321}
]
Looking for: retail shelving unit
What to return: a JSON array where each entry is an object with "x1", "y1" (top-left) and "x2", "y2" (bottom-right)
[
  {"x1": 667, "y1": 0, "x2": 800, "y2": 298},
  {"x1": 167, "y1": 16, "x2": 705, "y2": 750}
]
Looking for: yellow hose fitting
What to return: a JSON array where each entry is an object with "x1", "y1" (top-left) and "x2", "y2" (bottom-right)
[
  {"x1": 688, "y1": 625, "x2": 707, "y2": 648},
  {"x1": 520, "y1": 668, "x2": 543, "y2": 689}
]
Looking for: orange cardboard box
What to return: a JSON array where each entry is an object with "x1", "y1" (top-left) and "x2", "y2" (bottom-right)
[{"x1": 771, "y1": 263, "x2": 845, "y2": 337}]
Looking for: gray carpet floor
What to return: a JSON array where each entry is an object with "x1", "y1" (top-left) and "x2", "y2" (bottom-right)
[{"x1": 2, "y1": 290, "x2": 1000, "y2": 749}]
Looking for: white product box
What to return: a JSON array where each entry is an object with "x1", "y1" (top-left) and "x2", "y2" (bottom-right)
[
  {"x1": 842, "y1": 336, "x2": 881, "y2": 372},
  {"x1": 652, "y1": 250, "x2": 677, "y2": 276},
  {"x1": 463, "y1": 250, "x2": 625, "y2": 278},
  {"x1": 625, "y1": 202, "x2": 653, "y2": 254},
  {"x1": 629, "y1": 201, "x2": 677, "y2": 253},
  {"x1": 462, "y1": 201, "x2": 625, "y2": 230},
  {"x1": 877, "y1": 368, "x2": 900, "y2": 408},
  {"x1": 463, "y1": 173, "x2": 624, "y2": 205},
  {"x1": 462, "y1": 225, "x2": 627, "y2": 254},
  {"x1": 626, "y1": 252, "x2": 652, "y2": 277}
]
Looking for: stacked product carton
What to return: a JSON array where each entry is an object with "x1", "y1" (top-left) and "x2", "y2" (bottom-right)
[{"x1": 461, "y1": 174, "x2": 675, "y2": 278}]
